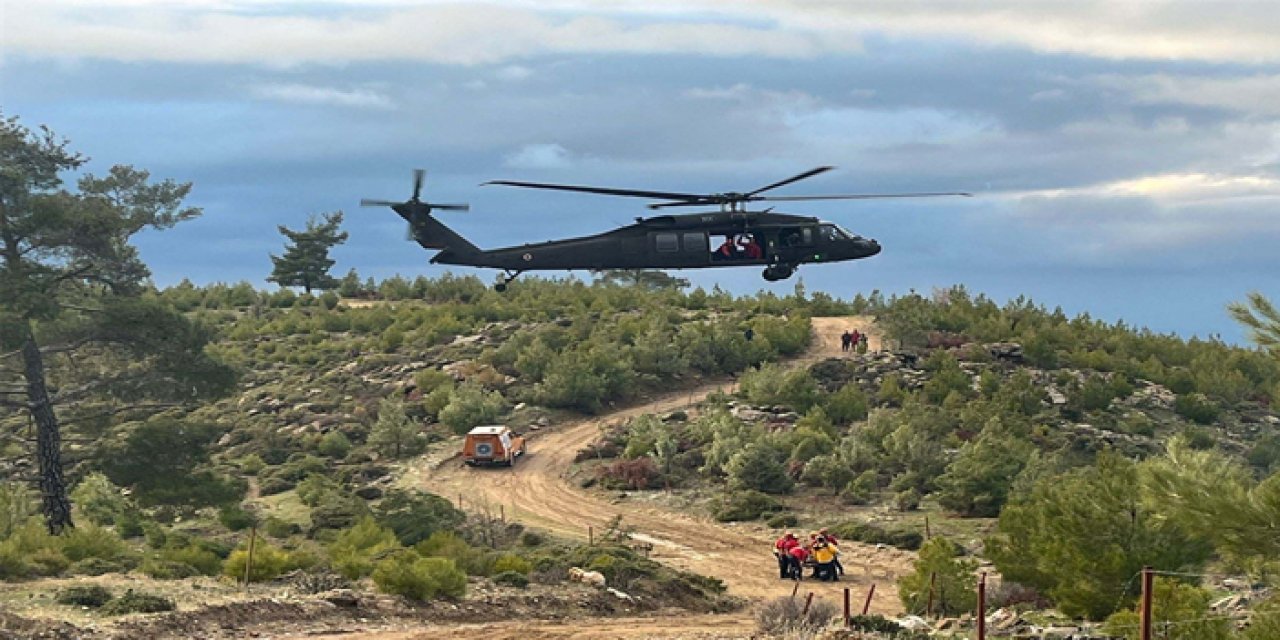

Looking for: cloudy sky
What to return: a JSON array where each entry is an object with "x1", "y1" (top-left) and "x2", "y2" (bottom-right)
[{"x1": 4, "y1": 1, "x2": 1279, "y2": 342}]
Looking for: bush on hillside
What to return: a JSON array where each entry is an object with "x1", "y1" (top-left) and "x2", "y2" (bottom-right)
[
  {"x1": 372, "y1": 552, "x2": 466, "y2": 601},
  {"x1": 713, "y1": 490, "x2": 784, "y2": 522}
]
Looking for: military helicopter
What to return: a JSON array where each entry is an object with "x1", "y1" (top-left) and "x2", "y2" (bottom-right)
[{"x1": 360, "y1": 167, "x2": 969, "y2": 291}]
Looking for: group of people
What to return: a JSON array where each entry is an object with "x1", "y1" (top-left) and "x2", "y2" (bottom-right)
[
  {"x1": 772, "y1": 529, "x2": 843, "y2": 582},
  {"x1": 840, "y1": 329, "x2": 868, "y2": 353},
  {"x1": 714, "y1": 234, "x2": 764, "y2": 261}
]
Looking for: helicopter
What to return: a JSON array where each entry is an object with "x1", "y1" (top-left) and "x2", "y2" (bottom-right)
[{"x1": 360, "y1": 167, "x2": 970, "y2": 291}]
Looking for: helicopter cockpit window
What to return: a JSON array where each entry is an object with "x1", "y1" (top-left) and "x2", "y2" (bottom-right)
[
  {"x1": 712, "y1": 233, "x2": 764, "y2": 261},
  {"x1": 820, "y1": 224, "x2": 850, "y2": 241}
]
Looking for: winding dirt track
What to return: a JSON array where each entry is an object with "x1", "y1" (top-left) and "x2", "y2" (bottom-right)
[{"x1": 384, "y1": 317, "x2": 907, "y2": 638}]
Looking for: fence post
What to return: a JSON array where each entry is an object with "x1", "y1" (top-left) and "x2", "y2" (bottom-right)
[
  {"x1": 588, "y1": 525, "x2": 594, "y2": 546},
  {"x1": 500, "y1": 504, "x2": 505, "y2": 522},
  {"x1": 1140, "y1": 566, "x2": 1154, "y2": 640},
  {"x1": 844, "y1": 587, "x2": 851, "y2": 627},
  {"x1": 862, "y1": 583, "x2": 876, "y2": 615},
  {"x1": 802, "y1": 592, "x2": 815, "y2": 616},
  {"x1": 926, "y1": 571, "x2": 936, "y2": 618},
  {"x1": 791, "y1": 581, "x2": 800, "y2": 598},
  {"x1": 977, "y1": 572, "x2": 987, "y2": 640},
  {"x1": 925, "y1": 516, "x2": 932, "y2": 540},
  {"x1": 242, "y1": 525, "x2": 257, "y2": 588}
]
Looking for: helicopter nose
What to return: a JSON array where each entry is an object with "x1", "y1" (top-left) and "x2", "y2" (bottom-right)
[{"x1": 860, "y1": 238, "x2": 881, "y2": 256}]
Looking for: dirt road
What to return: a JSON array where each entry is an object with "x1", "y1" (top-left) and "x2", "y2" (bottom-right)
[{"x1": 375, "y1": 316, "x2": 909, "y2": 639}]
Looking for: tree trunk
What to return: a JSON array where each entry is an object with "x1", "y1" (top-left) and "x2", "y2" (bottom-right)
[{"x1": 21, "y1": 323, "x2": 74, "y2": 534}]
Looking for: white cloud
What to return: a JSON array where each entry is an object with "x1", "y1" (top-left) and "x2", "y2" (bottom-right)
[
  {"x1": 249, "y1": 83, "x2": 394, "y2": 109},
  {"x1": 496, "y1": 65, "x2": 533, "y2": 81},
  {"x1": 11, "y1": 0, "x2": 1280, "y2": 66},
  {"x1": 504, "y1": 143, "x2": 574, "y2": 169},
  {"x1": 1008, "y1": 172, "x2": 1280, "y2": 254},
  {"x1": 1090, "y1": 74, "x2": 1280, "y2": 117}
]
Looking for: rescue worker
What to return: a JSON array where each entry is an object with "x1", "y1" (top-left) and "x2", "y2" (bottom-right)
[
  {"x1": 819, "y1": 527, "x2": 844, "y2": 577},
  {"x1": 786, "y1": 542, "x2": 809, "y2": 580},
  {"x1": 773, "y1": 532, "x2": 799, "y2": 579},
  {"x1": 811, "y1": 535, "x2": 838, "y2": 581}
]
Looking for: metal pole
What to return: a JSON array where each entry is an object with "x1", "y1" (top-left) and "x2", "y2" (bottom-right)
[
  {"x1": 243, "y1": 525, "x2": 257, "y2": 588},
  {"x1": 791, "y1": 581, "x2": 800, "y2": 598},
  {"x1": 844, "y1": 587, "x2": 851, "y2": 627},
  {"x1": 926, "y1": 571, "x2": 936, "y2": 618},
  {"x1": 977, "y1": 572, "x2": 987, "y2": 640},
  {"x1": 862, "y1": 584, "x2": 875, "y2": 615},
  {"x1": 1140, "y1": 566, "x2": 1154, "y2": 640}
]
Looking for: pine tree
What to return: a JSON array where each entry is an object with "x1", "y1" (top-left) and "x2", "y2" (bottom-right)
[
  {"x1": 368, "y1": 398, "x2": 425, "y2": 459},
  {"x1": 268, "y1": 211, "x2": 348, "y2": 294},
  {"x1": 1229, "y1": 292, "x2": 1280, "y2": 357},
  {"x1": 0, "y1": 114, "x2": 235, "y2": 533}
]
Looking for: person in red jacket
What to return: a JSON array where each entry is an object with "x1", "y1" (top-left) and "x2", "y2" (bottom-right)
[
  {"x1": 787, "y1": 543, "x2": 809, "y2": 580},
  {"x1": 773, "y1": 532, "x2": 798, "y2": 579}
]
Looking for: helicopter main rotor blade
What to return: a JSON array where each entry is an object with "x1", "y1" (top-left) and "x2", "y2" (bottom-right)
[
  {"x1": 757, "y1": 192, "x2": 973, "y2": 201},
  {"x1": 427, "y1": 203, "x2": 470, "y2": 211},
  {"x1": 412, "y1": 169, "x2": 426, "y2": 201},
  {"x1": 360, "y1": 198, "x2": 401, "y2": 207},
  {"x1": 745, "y1": 166, "x2": 834, "y2": 197},
  {"x1": 484, "y1": 180, "x2": 705, "y2": 202}
]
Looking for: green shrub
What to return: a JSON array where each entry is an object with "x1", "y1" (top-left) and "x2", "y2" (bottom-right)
[
  {"x1": 222, "y1": 540, "x2": 298, "y2": 582},
  {"x1": 371, "y1": 552, "x2": 467, "y2": 600},
  {"x1": 827, "y1": 521, "x2": 923, "y2": 551},
  {"x1": 725, "y1": 443, "x2": 793, "y2": 494},
  {"x1": 373, "y1": 490, "x2": 465, "y2": 546},
  {"x1": 317, "y1": 431, "x2": 353, "y2": 459},
  {"x1": 438, "y1": 382, "x2": 507, "y2": 435},
  {"x1": 898, "y1": 537, "x2": 977, "y2": 616},
  {"x1": 1174, "y1": 393, "x2": 1220, "y2": 425},
  {"x1": 328, "y1": 517, "x2": 402, "y2": 579},
  {"x1": 492, "y1": 554, "x2": 531, "y2": 575},
  {"x1": 218, "y1": 505, "x2": 257, "y2": 531},
  {"x1": 713, "y1": 490, "x2": 783, "y2": 522},
  {"x1": 160, "y1": 544, "x2": 222, "y2": 576},
  {"x1": 140, "y1": 559, "x2": 201, "y2": 580},
  {"x1": 265, "y1": 517, "x2": 301, "y2": 539},
  {"x1": 69, "y1": 557, "x2": 126, "y2": 576},
  {"x1": 765, "y1": 513, "x2": 798, "y2": 528},
  {"x1": 70, "y1": 473, "x2": 134, "y2": 527},
  {"x1": 493, "y1": 570, "x2": 529, "y2": 588},
  {"x1": 519, "y1": 531, "x2": 545, "y2": 547},
  {"x1": 60, "y1": 523, "x2": 132, "y2": 564},
  {"x1": 99, "y1": 591, "x2": 175, "y2": 615},
  {"x1": 56, "y1": 585, "x2": 114, "y2": 608},
  {"x1": 414, "y1": 531, "x2": 495, "y2": 576}
]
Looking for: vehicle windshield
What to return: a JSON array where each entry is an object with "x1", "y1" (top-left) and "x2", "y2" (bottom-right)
[{"x1": 820, "y1": 224, "x2": 851, "y2": 241}]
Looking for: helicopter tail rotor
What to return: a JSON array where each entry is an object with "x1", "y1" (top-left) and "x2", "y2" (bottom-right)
[{"x1": 360, "y1": 169, "x2": 475, "y2": 250}]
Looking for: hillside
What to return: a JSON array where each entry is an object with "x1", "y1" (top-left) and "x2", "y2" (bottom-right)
[{"x1": 2, "y1": 277, "x2": 1279, "y2": 639}]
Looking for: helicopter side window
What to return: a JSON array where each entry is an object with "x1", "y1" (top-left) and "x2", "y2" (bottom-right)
[
  {"x1": 712, "y1": 233, "x2": 762, "y2": 261},
  {"x1": 683, "y1": 232, "x2": 707, "y2": 252},
  {"x1": 654, "y1": 233, "x2": 679, "y2": 253}
]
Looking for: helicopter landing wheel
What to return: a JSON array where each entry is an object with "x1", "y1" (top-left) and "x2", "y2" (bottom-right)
[{"x1": 495, "y1": 270, "x2": 523, "y2": 292}]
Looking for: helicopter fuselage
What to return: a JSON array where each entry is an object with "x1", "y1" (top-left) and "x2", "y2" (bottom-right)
[{"x1": 428, "y1": 210, "x2": 881, "y2": 274}]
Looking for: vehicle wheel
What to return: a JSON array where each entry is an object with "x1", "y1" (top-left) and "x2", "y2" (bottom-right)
[{"x1": 495, "y1": 283, "x2": 508, "y2": 292}]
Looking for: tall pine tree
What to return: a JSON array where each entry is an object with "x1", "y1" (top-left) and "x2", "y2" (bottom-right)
[
  {"x1": 0, "y1": 114, "x2": 235, "y2": 533},
  {"x1": 268, "y1": 211, "x2": 347, "y2": 294}
]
